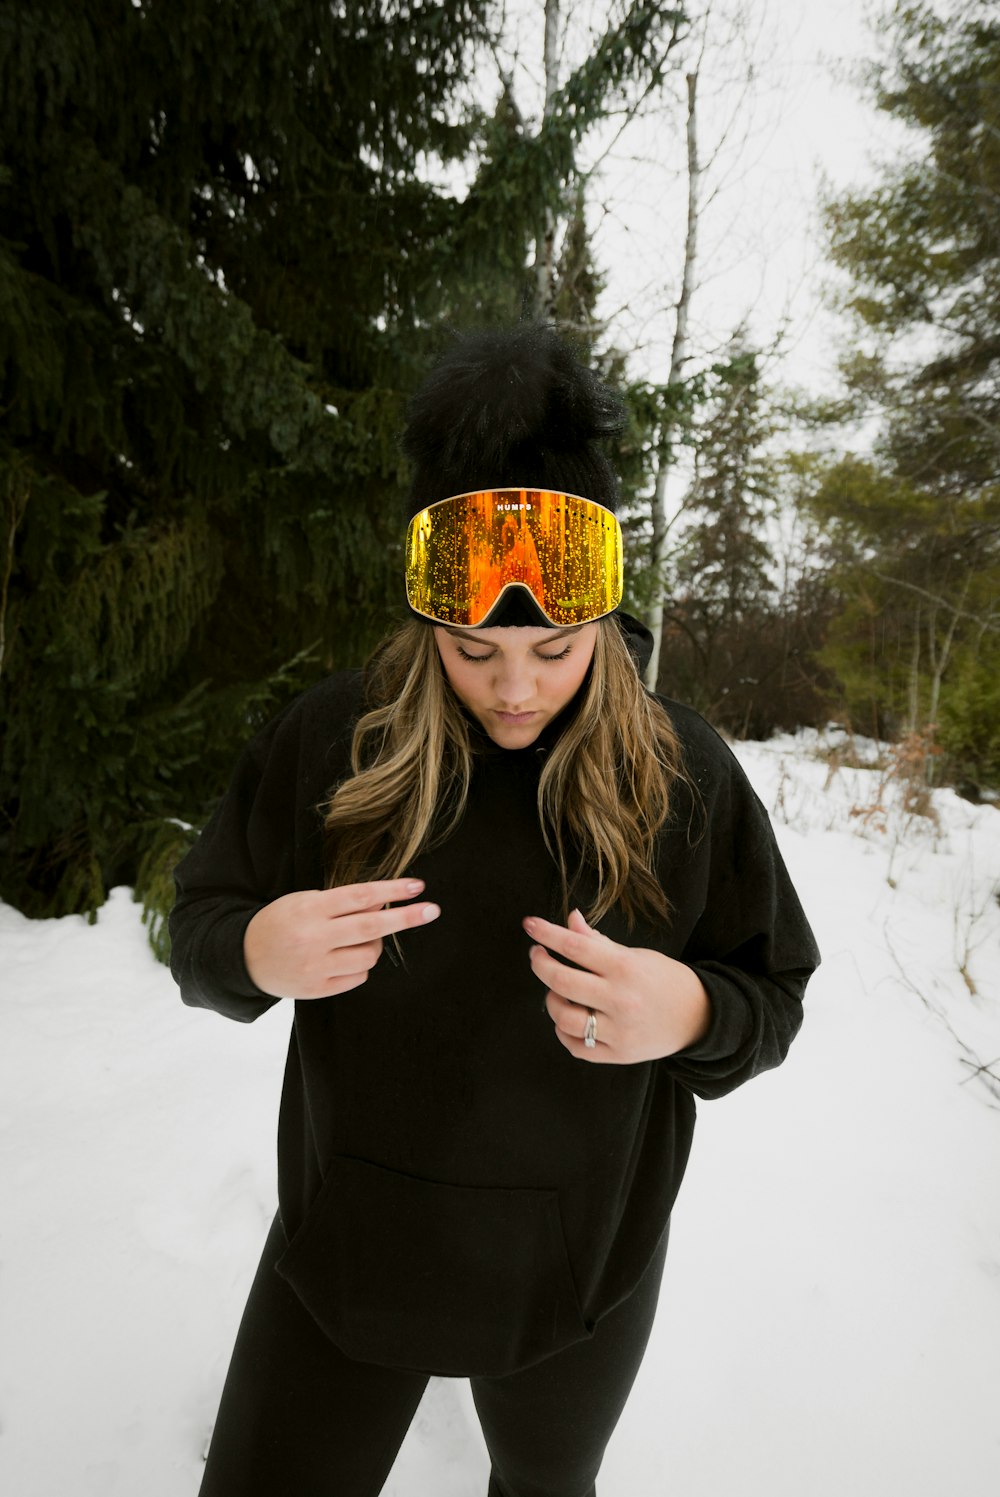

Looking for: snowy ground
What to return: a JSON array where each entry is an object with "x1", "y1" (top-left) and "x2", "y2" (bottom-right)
[{"x1": 2, "y1": 732, "x2": 999, "y2": 1496}]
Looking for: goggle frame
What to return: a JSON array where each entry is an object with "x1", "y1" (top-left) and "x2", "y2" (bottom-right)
[{"x1": 404, "y1": 487, "x2": 624, "y2": 629}]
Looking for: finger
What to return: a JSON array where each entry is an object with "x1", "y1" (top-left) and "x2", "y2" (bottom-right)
[
  {"x1": 325, "y1": 900, "x2": 440, "y2": 951},
  {"x1": 521, "y1": 913, "x2": 617, "y2": 976},
  {"x1": 545, "y1": 990, "x2": 610, "y2": 1043},
  {"x1": 295, "y1": 967, "x2": 372, "y2": 1001},
  {"x1": 529, "y1": 943, "x2": 604, "y2": 1008},
  {"x1": 309, "y1": 935, "x2": 402, "y2": 995},
  {"x1": 321, "y1": 938, "x2": 384, "y2": 978},
  {"x1": 320, "y1": 878, "x2": 428, "y2": 916},
  {"x1": 552, "y1": 1026, "x2": 613, "y2": 1064}
]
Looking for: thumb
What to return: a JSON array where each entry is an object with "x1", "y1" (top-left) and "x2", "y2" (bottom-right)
[{"x1": 568, "y1": 907, "x2": 592, "y2": 935}]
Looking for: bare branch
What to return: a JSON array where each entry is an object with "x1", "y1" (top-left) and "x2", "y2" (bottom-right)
[
  {"x1": 582, "y1": 9, "x2": 690, "y2": 177},
  {"x1": 872, "y1": 571, "x2": 1000, "y2": 633},
  {"x1": 883, "y1": 919, "x2": 1000, "y2": 1104}
]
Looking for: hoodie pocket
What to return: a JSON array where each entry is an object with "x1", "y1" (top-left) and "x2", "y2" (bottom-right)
[{"x1": 275, "y1": 1155, "x2": 590, "y2": 1376}]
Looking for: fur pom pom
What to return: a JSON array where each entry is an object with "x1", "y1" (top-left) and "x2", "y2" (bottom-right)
[{"x1": 402, "y1": 325, "x2": 624, "y2": 504}]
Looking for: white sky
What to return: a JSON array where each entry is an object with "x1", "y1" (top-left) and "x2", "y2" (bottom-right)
[
  {"x1": 433, "y1": 1, "x2": 912, "y2": 401},
  {"x1": 559, "y1": 0, "x2": 912, "y2": 395}
]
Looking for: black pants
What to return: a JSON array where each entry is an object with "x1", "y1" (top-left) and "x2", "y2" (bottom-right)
[{"x1": 198, "y1": 1214, "x2": 668, "y2": 1497}]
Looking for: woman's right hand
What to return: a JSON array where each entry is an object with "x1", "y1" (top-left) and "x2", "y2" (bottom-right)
[{"x1": 243, "y1": 879, "x2": 440, "y2": 1000}]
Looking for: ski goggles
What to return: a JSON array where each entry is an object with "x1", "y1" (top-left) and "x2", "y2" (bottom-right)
[{"x1": 404, "y1": 488, "x2": 624, "y2": 628}]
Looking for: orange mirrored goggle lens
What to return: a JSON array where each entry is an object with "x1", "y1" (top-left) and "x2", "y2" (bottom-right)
[{"x1": 405, "y1": 489, "x2": 624, "y2": 627}]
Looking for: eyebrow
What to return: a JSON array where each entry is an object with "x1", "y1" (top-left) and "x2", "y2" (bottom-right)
[{"x1": 442, "y1": 625, "x2": 582, "y2": 643}]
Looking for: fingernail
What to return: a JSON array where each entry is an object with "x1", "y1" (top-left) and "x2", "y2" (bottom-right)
[
  {"x1": 523, "y1": 916, "x2": 538, "y2": 932},
  {"x1": 422, "y1": 903, "x2": 441, "y2": 922},
  {"x1": 406, "y1": 879, "x2": 424, "y2": 893}
]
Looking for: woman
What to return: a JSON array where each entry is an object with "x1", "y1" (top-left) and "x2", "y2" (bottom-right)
[{"x1": 170, "y1": 325, "x2": 819, "y2": 1497}]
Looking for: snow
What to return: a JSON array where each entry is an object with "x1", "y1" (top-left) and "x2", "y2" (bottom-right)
[{"x1": 1, "y1": 734, "x2": 999, "y2": 1496}]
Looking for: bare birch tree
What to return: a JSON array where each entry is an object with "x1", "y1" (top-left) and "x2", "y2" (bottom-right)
[
  {"x1": 533, "y1": 0, "x2": 562, "y2": 319},
  {"x1": 484, "y1": 1, "x2": 690, "y2": 330},
  {"x1": 645, "y1": 67, "x2": 700, "y2": 688},
  {"x1": 483, "y1": 3, "x2": 771, "y2": 699}
]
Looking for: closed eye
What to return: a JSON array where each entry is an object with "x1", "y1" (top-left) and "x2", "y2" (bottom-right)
[{"x1": 454, "y1": 643, "x2": 574, "y2": 664}]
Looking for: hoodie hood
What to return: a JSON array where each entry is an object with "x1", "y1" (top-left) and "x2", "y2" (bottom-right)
[{"x1": 614, "y1": 609, "x2": 653, "y2": 678}]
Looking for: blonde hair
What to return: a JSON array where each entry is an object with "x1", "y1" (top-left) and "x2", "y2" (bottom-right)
[{"x1": 323, "y1": 617, "x2": 688, "y2": 927}]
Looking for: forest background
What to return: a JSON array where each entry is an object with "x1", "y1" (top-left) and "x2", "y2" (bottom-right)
[{"x1": 1, "y1": 0, "x2": 998, "y2": 951}]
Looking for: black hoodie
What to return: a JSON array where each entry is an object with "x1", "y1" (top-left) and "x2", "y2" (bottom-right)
[{"x1": 169, "y1": 617, "x2": 819, "y2": 1377}]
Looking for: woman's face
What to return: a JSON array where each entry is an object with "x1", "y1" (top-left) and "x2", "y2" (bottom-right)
[{"x1": 434, "y1": 622, "x2": 599, "y2": 748}]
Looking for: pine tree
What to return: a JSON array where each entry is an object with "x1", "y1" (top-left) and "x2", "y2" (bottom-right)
[
  {"x1": 0, "y1": 0, "x2": 693, "y2": 946},
  {"x1": 813, "y1": 0, "x2": 1000, "y2": 775},
  {"x1": 0, "y1": 0, "x2": 502, "y2": 940},
  {"x1": 656, "y1": 348, "x2": 786, "y2": 734}
]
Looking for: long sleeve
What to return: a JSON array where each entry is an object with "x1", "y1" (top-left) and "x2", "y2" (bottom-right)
[
  {"x1": 168, "y1": 671, "x2": 362, "y2": 1022},
  {"x1": 659, "y1": 704, "x2": 819, "y2": 1099}
]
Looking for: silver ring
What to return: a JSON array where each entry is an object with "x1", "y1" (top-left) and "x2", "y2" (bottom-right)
[{"x1": 583, "y1": 1011, "x2": 598, "y2": 1048}]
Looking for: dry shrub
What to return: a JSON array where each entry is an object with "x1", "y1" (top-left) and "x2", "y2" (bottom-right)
[{"x1": 844, "y1": 725, "x2": 942, "y2": 840}]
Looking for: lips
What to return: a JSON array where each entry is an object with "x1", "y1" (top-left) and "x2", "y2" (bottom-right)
[{"x1": 493, "y1": 711, "x2": 537, "y2": 725}]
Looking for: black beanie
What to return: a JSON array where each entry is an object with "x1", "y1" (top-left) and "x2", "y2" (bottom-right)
[{"x1": 402, "y1": 325, "x2": 625, "y2": 513}]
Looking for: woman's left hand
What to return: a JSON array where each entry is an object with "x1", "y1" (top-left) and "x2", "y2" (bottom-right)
[{"x1": 523, "y1": 909, "x2": 712, "y2": 1064}]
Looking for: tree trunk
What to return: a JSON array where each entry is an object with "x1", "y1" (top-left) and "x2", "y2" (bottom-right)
[
  {"x1": 927, "y1": 574, "x2": 969, "y2": 765},
  {"x1": 0, "y1": 465, "x2": 29, "y2": 682},
  {"x1": 906, "y1": 606, "x2": 921, "y2": 736},
  {"x1": 533, "y1": 0, "x2": 561, "y2": 321},
  {"x1": 645, "y1": 70, "x2": 700, "y2": 690}
]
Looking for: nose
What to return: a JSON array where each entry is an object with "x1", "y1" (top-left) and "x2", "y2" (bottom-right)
[{"x1": 493, "y1": 656, "x2": 535, "y2": 708}]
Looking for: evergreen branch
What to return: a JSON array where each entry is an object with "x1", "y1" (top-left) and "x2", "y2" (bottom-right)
[
  {"x1": 58, "y1": 139, "x2": 342, "y2": 476},
  {"x1": 547, "y1": 0, "x2": 688, "y2": 146},
  {"x1": 581, "y1": 9, "x2": 691, "y2": 179}
]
